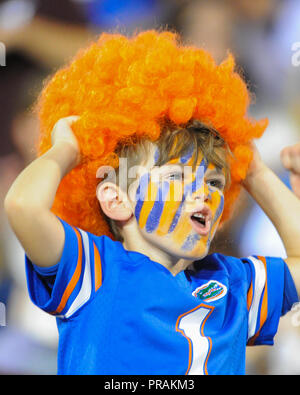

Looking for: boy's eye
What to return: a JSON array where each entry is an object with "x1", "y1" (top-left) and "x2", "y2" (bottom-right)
[
  {"x1": 206, "y1": 179, "x2": 225, "y2": 190},
  {"x1": 164, "y1": 172, "x2": 183, "y2": 181}
]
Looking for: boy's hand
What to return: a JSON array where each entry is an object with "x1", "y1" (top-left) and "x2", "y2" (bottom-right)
[
  {"x1": 281, "y1": 143, "x2": 300, "y2": 199},
  {"x1": 242, "y1": 142, "x2": 267, "y2": 189},
  {"x1": 51, "y1": 116, "x2": 81, "y2": 168}
]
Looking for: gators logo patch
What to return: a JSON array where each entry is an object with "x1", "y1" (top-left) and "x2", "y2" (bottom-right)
[{"x1": 192, "y1": 280, "x2": 227, "y2": 302}]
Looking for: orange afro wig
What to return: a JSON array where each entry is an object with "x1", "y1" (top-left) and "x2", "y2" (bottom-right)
[{"x1": 37, "y1": 30, "x2": 268, "y2": 238}]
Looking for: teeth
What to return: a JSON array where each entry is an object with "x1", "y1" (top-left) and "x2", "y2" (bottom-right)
[{"x1": 193, "y1": 213, "x2": 205, "y2": 219}]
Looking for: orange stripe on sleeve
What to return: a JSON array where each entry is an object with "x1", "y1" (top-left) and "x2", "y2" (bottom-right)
[
  {"x1": 247, "y1": 281, "x2": 253, "y2": 311},
  {"x1": 93, "y1": 242, "x2": 102, "y2": 292},
  {"x1": 247, "y1": 332, "x2": 260, "y2": 346},
  {"x1": 51, "y1": 227, "x2": 83, "y2": 315}
]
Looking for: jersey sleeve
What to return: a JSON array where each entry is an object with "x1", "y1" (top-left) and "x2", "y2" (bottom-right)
[
  {"x1": 244, "y1": 255, "x2": 299, "y2": 346},
  {"x1": 25, "y1": 217, "x2": 104, "y2": 320}
]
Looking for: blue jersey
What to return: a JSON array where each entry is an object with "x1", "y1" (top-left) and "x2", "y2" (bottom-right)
[{"x1": 25, "y1": 217, "x2": 298, "y2": 375}]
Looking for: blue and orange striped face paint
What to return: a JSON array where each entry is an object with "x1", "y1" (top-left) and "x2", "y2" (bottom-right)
[{"x1": 133, "y1": 147, "x2": 225, "y2": 260}]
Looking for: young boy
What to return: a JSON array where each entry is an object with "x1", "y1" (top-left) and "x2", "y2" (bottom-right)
[{"x1": 4, "y1": 31, "x2": 300, "y2": 375}]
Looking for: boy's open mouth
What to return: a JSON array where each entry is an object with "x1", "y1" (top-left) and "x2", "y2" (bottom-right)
[{"x1": 189, "y1": 206, "x2": 212, "y2": 236}]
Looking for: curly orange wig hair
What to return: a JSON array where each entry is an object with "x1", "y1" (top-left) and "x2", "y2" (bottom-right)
[{"x1": 36, "y1": 30, "x2": 268, "y2": 238}]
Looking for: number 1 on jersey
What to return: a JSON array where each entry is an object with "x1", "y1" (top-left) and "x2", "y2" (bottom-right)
[{"x1": 176, "y1": 304, "x2": 214, "y2": 375}]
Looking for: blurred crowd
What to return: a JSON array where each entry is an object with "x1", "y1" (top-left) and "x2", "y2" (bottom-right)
[{"x1": 0, "y1": 0, "x2": 299, "y2": 375}]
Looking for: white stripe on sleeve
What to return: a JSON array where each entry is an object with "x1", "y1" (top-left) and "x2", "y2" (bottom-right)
[
  {"x1": 64, "y1": 229, "x2": 92, "y2": 319},
  {"x1": 247, "y1": 256, "x2": 266, "y2": 340}
]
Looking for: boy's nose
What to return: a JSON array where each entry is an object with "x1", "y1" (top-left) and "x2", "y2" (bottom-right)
[
  {"x1": 187, "y1": 183, "x2": 210, "y2": 203},
  {"x1": 203, "y1": 184, "x2": 211, "y2": 201}
]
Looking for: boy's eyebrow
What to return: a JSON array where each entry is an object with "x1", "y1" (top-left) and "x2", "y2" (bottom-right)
[
  {"x1": 205, "y1": 167, "x2": 225, "y2": 177},
  {"x1": 161, "y1": 163, "x2": 186, "y2": 170},
  {"x1": 150, "y1": 162, "x2": 185, "y2": 171},
  {"x1": 154, "y1": 162, "x2": 196, "y2": 172},
  {"x1": 160, "y1": 163, "x2": 224, "y2": 173}
]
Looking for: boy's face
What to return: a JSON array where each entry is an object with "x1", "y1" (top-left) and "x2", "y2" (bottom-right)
[{"x1": 129, "y1": 146, "x2": 225, "y2": 260}]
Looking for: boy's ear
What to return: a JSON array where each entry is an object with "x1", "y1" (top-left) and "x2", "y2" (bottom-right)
[{"x1": 96, "y1": 182, "x2": 133, "y2": 221}]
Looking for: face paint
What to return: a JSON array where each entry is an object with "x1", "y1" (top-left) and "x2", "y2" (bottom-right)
[
  {"x1": 133, "y1": 149, "x2": 225, "y2": 259},
  {"x1": 168, "y1": 158, "x2": 206, "y2": 234},
  {"x1": 145, "y1": 180, "x2": 170, "y2": 233},
  {"x1": 178, "y1": 164, "x2": 225, "y2": 254},
  {"x1": 135, "y1": 172, "x2": 151, "y2": 226}
]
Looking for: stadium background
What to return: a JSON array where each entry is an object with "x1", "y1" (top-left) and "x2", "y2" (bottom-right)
[{"x1": 0, "y1": 0, "x2": 299, "y2": 374}]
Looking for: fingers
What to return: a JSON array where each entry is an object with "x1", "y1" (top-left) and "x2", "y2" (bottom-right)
[
  {"x1": 51, "y1": 116, "x2": 81, "y2": 167},
  {"x1": 280, "y1": 148, "x2": 291, "y2": 169},
  {"x1": 281, "y1": 143, "x2": 300, "y2": 174},
  {"x1": 51, "y1": 116, "x2": 80, "y2": 147}
]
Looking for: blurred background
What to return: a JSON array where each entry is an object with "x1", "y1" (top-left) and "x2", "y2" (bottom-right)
[{"x1": 0, "y1": 0, "x2": 299, "y2": 375}]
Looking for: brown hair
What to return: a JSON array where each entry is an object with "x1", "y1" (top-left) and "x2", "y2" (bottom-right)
[{"x1": 104, "y1": 120, "x2": 231, "y2": 242}]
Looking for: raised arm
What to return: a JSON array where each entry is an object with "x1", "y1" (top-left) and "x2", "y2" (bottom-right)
[
  {"x1": 281, "y1": 142, "x2": 300, "y2": 199},
  {"x1": 243, "y1": 144, "x2": 300, "y2": 293},
  {"x1": 4, "y1": 116, "x2": 80, "y2": 268}
]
